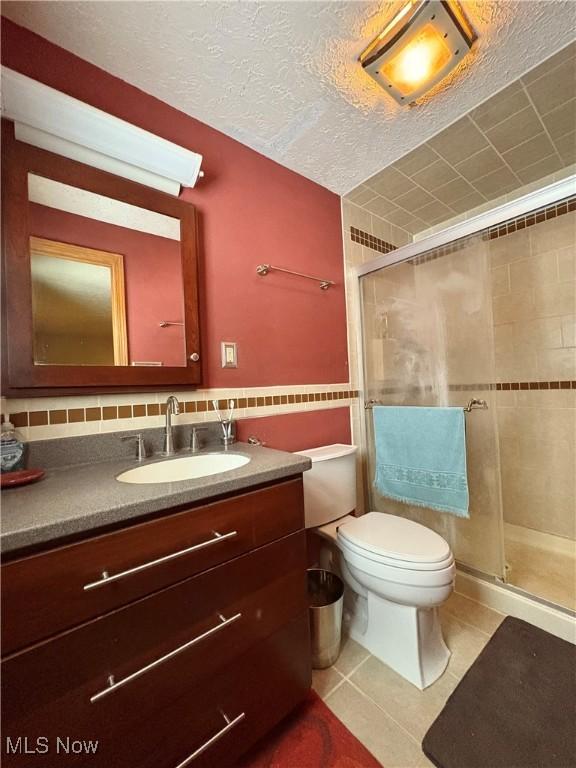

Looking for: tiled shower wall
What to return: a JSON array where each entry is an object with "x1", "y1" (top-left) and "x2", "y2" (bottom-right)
[
  {"x1": 353, "y1": 204, "x2": 575, "y2": 542},
  {"x1": 492, "y1": 211, "x2": 575, "y2": 540}
]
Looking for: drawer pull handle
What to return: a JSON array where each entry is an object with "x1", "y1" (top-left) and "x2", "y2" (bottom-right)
[
  {"x1": 174, "y1": 711, "x2": 245, "y2": 767},
  {"x1": 83, "y1": 530, "x2": 238, "y2": 591},
  {"x1": 90, "y1": 612, "x2": 242, "y2": 703}
]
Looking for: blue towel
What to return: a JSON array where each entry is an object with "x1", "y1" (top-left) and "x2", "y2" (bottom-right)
[{"x1": 373, "y1": 406, "x2": 469, "y2": 518}]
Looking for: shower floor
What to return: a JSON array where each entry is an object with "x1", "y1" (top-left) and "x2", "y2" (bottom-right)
[{"x1": 504, "y1": 524, "x2": 576, "y2": 612}]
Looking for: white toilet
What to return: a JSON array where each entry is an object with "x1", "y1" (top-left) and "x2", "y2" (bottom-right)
[{"x1": 298, "y1": 443, "x2": 455, "y2": 690}]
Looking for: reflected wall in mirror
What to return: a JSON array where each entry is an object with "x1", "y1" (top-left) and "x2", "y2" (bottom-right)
[{"x1": 27, "y1": 174, "x2": 187, "y2": 367}]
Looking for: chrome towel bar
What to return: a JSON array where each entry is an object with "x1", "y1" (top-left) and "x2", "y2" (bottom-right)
[
  {"x1": 464, "y1": 398, "x2": 488, "y2": 412},
  {"x1": 256, "y1": 263, "x2": 334, "y2": 290},
  {"x1": 364, "y1": 398, "x2": 488, "y2": 411}
]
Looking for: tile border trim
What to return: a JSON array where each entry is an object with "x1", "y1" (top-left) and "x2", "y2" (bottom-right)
[
  {"x1": 494, "y1": 380, "x2": 576, "y2": 391},
  {"x1": 6, "y1": 389, "x2": 360, "y2": 430},
  {"x1": 372, "y1": 381, "x2": 575, "y2": 395},
  {"x1": 410, "y1": 195, "x2": 576, "y2": 265},
  {"x1": 350, "y1": 226, "x2": 397, "y2": 255}
]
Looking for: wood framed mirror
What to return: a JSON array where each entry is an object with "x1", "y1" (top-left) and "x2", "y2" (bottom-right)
[{"x1": 1, "y1": 122, "x2": 202, "y2": 396}]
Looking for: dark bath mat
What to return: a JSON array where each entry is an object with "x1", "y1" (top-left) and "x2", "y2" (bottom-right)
[{"x1": 422, "y1": 616, "x2": 576, "y2": 768}]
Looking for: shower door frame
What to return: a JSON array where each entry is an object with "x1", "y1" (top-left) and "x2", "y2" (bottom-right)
[
  {"x1": 355, "y1": 176, "x2": 575, "y2": 279},
  {"x1": 352, "y1": 175, "x2": 576, "y2": 582}
]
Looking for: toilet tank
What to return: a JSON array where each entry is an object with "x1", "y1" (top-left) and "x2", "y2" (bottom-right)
[{"x1": 296, "y1": 444, "x2": 357, "y2": 528}]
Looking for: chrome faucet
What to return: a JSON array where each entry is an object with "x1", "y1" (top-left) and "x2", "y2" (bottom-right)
[
  {"x1": 162, "y1": 396, "x2": 180, "y2": 455},
  {"x1": 121, "y1": 433, "x2": 147, "y2": 461}
]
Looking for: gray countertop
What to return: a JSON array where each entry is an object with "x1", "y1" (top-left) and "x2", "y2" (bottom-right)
[{"x1": 0, "y1": 443, "x2": 311, "y2": 556}]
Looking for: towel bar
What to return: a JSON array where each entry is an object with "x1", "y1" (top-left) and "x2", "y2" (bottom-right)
[
  {"x1": 463, "y1": 398, "x2": 488, "y2": 411},
  {"x1": 364, "y1": 398, "x2": 488, "y2": 411},
  {"x1": 256, "y1": 263, "x2": 334, "y2": 290}
]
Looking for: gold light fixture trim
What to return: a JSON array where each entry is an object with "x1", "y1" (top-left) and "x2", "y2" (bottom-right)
[{"x1": 360, "y1": 0, "x2": 477, "y2": 105}]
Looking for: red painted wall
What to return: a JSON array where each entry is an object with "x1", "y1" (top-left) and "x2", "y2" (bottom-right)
[
  {"x1": 2, "y1": 19, "x2": 351, "y2": 451},
  {"x1": 236, "y1": 408, "x2": 352, "y2": 453},
  {"x1": 2, "y1": 19, "x2": 348, "y2": 389},
  {"x1": 29, "y1": 203, "x2": 185, "y2": 366}
]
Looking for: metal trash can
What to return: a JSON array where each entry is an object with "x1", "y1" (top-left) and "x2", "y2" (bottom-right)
[{"x1": 307, "y1": 569, "x2": 344, "y2": 669}]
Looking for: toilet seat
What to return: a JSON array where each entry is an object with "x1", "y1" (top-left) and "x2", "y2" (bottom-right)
[
  {"x1": 338, "y1": 512, "x2": 453, "y2": 573},
  {"x1": 340, "y1": 540, "x2": 455, "y2": 589},
  {"x1": 338, "y1": 535, "x2": 454, "y2": 574}
]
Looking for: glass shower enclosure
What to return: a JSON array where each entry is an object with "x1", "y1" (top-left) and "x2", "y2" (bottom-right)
[{"x1": 358, "y1": 181, "x2": 576, "y2": 610}]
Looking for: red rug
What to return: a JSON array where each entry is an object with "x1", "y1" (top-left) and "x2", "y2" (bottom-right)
[{"x1": 237, "y1": 690, "x2": 383, "y2": 768}]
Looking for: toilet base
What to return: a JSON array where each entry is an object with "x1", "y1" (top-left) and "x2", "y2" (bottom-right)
[{"x1": 347, "y1": 591, "x2": 451, "y2": 689}]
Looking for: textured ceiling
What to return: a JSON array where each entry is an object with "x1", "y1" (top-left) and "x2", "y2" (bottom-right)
[
  {"x1": 2, "y1": 1, "x2": 576, "y2": 194},
  {"x1": 347, "y1": 42, "x2": 576, "y2": 235}
]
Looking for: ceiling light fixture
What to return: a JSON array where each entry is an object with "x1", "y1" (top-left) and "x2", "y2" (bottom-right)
[{"x1": 360, "y1": 0, "x2": 476, "y2": 105}]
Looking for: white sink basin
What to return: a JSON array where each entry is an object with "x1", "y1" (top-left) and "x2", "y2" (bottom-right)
[{"x1": 117, "y1": 453, "x2": 250, "y2": 484}]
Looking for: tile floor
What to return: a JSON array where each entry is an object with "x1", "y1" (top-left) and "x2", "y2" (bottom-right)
[{"x1": 313, "y1": 592, "x2": 506, "y2": 768}]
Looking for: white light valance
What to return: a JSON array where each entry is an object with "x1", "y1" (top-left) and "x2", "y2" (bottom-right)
[{"x1": 1, "y1": 67, "x2": 203, "y2": 196}]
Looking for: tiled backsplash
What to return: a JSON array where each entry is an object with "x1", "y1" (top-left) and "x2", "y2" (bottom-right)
[{"x1": 3, "y1": 385, "x2": 359, "y2": 441}]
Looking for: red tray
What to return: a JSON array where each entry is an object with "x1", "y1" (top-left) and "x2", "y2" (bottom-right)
[{"x1": 1, "y1": 469, "x2": 45, "y2": 488}]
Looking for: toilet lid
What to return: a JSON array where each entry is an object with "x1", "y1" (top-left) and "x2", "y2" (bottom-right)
[{"x1": 338, "y1": 512, "x2": 451, "y2": 565}]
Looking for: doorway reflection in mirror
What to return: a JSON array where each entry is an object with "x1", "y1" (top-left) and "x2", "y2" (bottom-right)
[{"x1": 28, "y1": 174, "x2": 187, "y2": 367}]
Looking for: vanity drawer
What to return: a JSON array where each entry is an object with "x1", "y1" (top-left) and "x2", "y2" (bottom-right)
[
  {"x1": 2, "y1": 610, "x2": 310, "y2": 767},
  {"x1": 119, "y1": 611, "x2": 311, "y2": 768},
  {"x1": 2, "y1": 533, "x2": 309, "y2": 767},
  {"x1": 2, "y1": 476, "x2": 304, "y2": 654}
]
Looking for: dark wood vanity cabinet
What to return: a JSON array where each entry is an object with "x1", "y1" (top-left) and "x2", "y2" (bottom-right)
[{"x1": 1, "y1": 478, "x2": 312, "y2": 767}]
